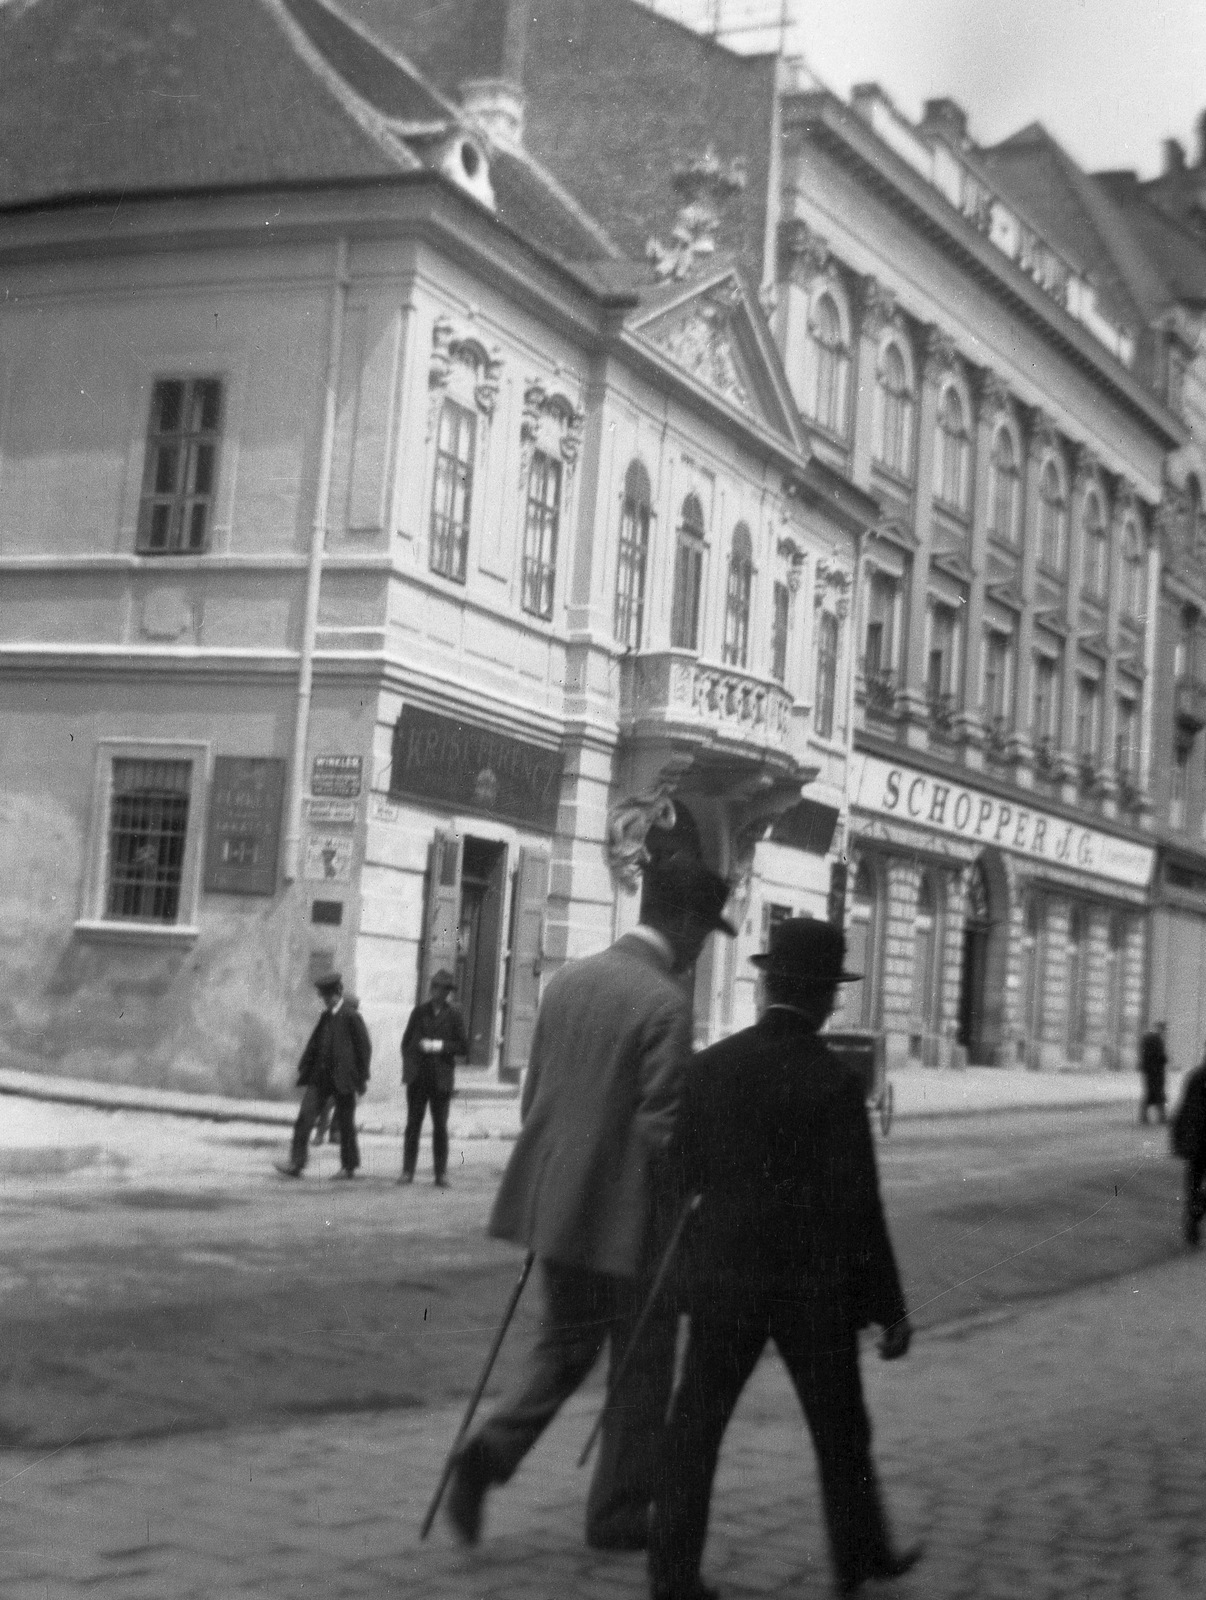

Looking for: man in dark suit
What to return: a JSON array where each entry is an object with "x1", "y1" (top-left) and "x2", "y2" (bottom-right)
[
  {"x1": 446, "y1": 853, "x2": 735, "y2": 1552},
  {"x1": 1170, "y1": 1054, "x2": 1206, "y2": 1247},
  {"x1": 400, "y1": 968, "x2": 469, "y2": 1187},
  {"x1": 648, "y1": 918, "x2": 920, "y2": 1600},
  {"x1": 1138, "y1": 1021, "x2": 1168, "y2": 1124},
  {"x1": 276, "y1": 972, "x2": 372, "y2": 1179}
]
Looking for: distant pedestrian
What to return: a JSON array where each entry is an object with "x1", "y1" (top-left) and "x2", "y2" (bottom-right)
[
  {"x1": 444, "y1": 853, "x2": 735, "y2": 1553},
  {"x1": 1170, "y1": 1055, "x2": 1206, "y2": 1248},
  {"x1": 1139, "y1": 1022, "x2": 1168, "y2": 1124},
  {"x1": 648, "y1": 919, "x2": 921, "y2": 1600},
  {"x1": 400, "y1": 970, "x2": 469, "y2": 1188},
  {"x1": 276, "y1": 972, "x2": 372, "y2": 1180}
]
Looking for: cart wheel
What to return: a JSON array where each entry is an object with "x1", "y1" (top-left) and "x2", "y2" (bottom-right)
[{"x1": 878, "y1": 1080, "x2": 894, "y2": 1137}]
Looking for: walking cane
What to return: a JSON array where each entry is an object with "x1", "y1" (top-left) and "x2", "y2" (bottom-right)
[
  {"x1": 420, "y1": 1249, "x2": 535, "y2": 1540},
  {"x1": 577, "y1": 1193, "x2": 701, "y2": 1470}
]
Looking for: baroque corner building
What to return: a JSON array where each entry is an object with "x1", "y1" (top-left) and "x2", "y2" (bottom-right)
[{"x1": 0, "y1": 0, "x2": 866, "y2": 1096}]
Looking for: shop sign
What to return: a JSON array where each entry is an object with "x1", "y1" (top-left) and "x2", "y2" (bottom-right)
[
  {"x1": 305, "y1": 834, "x2": 353, "y2": 882},
  {"x1": 851, "y1": 752, "x2": 1155, "y2": 890},
  {"x1": 311, "y1": 755, "x2": 362, "y2": 798},
  {"x1": 307, "y1": 797, "x2": 357, "y2": 825},
  {"x1": 203, "y1": 757, "x2": 286, "y2": 897},
  {"x1": 389, "y1": 705, "x2": 563, "y2": 833}
]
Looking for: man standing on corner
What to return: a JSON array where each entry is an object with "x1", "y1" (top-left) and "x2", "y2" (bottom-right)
[
  {"x1": 276, "y1": 972, "x2": 372, "y2": 1180},
  {"x1": 445, "y1": 852, "x2": 735, "y2": 1552},
  {"x1": 1138, "y1": 1020, "x2": 1169, "y2": 1125},
  {"x1": 400, "y1": 968, "x2": 469, "y2": 1187},
  {"x1": 648, "y1": 919, "x2": 921, "y2": 1600}
]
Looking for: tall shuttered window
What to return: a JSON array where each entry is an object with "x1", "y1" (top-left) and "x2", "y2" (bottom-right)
[
  {"x1": 430, "y1": 399, "x2": 476, "y2": 582},
  {"x1": 521, "y1": 450, "x2": 561, "y2": 620},
  {"x1": 137, "y1": 378, "x2": 223, "y2": 554},
  {"x1": 614, "y1": 461, "x2": 652, "y2": 649}
]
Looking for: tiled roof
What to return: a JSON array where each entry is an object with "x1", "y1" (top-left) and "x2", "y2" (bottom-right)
[
  {"x1": 344, "y1": 0, "x2": 777, "y2": 282},
  {"x1": 1098, "y1": 173, "x2": 1206, "y2": 308}
]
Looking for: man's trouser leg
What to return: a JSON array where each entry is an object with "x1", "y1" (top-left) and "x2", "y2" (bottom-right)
[
  {"x1": 333, "y1": 1091, "x2": 359, "y2": 1172},
  {"x1": 1186, "y1": 1156, "x2": 1206, "y2": 1244},
  {"x1": 586, "y1": 1275, "x2": 678, "y2": 1545},
  {"x1": 648, "y1": 1311, "x2": 766, "y2": 1592},
  {"x1": 290, "y1": 1083, "x2": 326, "y2": 1169},
  {"x1": 775, "y1": 1312, "x2": 896, "y2": 1593},
  {"x1": 471, "y1": 1261, "x2": 614, "y2": 1483},
  {"x1": 430, "y1": 1089, "x2": 452, "y2": 1180},
  {"x1": 403, "y1": 1078, "x2": 431, "y2": 1176}
]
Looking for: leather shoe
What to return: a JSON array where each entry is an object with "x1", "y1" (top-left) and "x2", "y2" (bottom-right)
[
  {"x1": 274, "y1": 1162, "x2": 303, "y2": 1178},
  {"x1": 837, "y1": 1542, "x2": 924, "y2": 1594},
  {"x1": 398, "y1": 1171, "x2": 414, "y2": 1185},
  {"x1": 329, "y1": 1169, "x2": 357, "y2": 1180},
  {"x1": 434, "y1": 1174, "x2": 450, "y2": 1188},
  {"x1": 445, "y1": 1440, "x2": 492, "y2": 1546},
  {"x1": 650, "y1": 1582, "x2": 718, "y2": 1600}
]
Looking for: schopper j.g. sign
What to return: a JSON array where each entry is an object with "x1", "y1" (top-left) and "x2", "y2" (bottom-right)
[{"x1": 851, "y1": 753, "x2": 1155, "y2": 889}]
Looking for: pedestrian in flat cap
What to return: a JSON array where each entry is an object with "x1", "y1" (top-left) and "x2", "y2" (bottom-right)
[
  {"x1": 1138, "y1": 1021, "x2": 1168, "y2": 1125},
  {"x1": 276, "y1": 973, "x2": 372, "y2": 1180},
  {"x1": 648, "y1": 917, "x2": 920, "y2": 1600},
  {"x1": 445, "y1": 852, "x2": 736, "y2": 1552},
  {"x1": 400, "y1": 969, "x2": 469, "y2": 1188},
  {"x1": 1170, "y1": 1053, "x2": 1206, "y2": 1247}
]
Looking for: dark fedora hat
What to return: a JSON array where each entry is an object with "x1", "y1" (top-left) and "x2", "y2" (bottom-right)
[
  {"x1": 429, "y1": 969, "x2": 456, "y2": 990},
  {"x1": 750, "y1": 918, "x2": 860, "y2": 985},
  {"x1": 314, "y1": 970, "x2": 343, "y2": 993},
  {"x1": 643, "y1": 851, "x2": 737, "y2": 937}
]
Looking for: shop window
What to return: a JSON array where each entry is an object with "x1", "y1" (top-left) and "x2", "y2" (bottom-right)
[
  {"x1": 810, "y1": 292, "x2": 848, "y2": 434},
  {"x1": 934, "y1": 382, "x2": 969, "y2": 511},
  {"x1": 814, "y1": 611, "x2": 839, "y2": 738},
  {"x1": 1081, "y1": 490, "x2": 1107, "y2": 600},
  {"x1": 1171, "y1": 742, "x2": 1190, "y2": 830},
  {"x1": 770, "y1": 580, "x2": 790, "y2": 683},
  {"x1": 842, "y1": 859, "x2": 881, "y2": 1029},
  {"x1": 430, "y1": 398, "x2": 476, "y2": 583},
  {"x1": 989, "y1": 425, "x2": 1018, "y2": 542},
  {"x1": 722, "y1": 523, "x2": 753, "y2": 668},
  {"x1": 137, "y1": 377, "x2": 223, "y2": 554},
  {"x1": 1038, "y1": 458, "x2": 1067, "y2": 572},
  {"x1": 521, "y1": 449, "x2": 561, "y2": 620},
  {"x1": 614, "y1": 460, "x2": 652, "y2": 649},
  {"x1": 911, "y1": 871, "x2": 942, "y2": 1033},
  {"x1": 670, "y1": 493, "x2": 706, "y2": 651},
  {"x1": 876, "y1": 342, "x2": 913, "y2": 478},
  {"x1": 1066, "y1": 906, "x2": 1088, "y2": 1060}
]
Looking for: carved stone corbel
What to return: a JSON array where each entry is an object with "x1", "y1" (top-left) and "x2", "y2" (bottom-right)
[
  {"x1": 605, "y1": 785, "x2": 680, "y2": 892},
  {"x1": 778, "y1": 218, "x2": 830, "y2": 289},
  {"x1": 924, "y1": 324, "x2": 959, "y2": 383},
  {"x1": 859, "y1": 276, "x2": 898, "y2": 341}
]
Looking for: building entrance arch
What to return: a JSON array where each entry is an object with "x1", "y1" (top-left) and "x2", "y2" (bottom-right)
[{"x1": 958, "y1": 852, "x2": 1008, "y2": 1064}]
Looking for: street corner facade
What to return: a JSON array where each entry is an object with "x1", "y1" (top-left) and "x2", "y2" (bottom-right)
[{"x1": 0, "y1": 0, "x2": 868, "y2": 1100}]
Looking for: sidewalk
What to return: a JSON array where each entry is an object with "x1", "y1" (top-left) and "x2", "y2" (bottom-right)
[{"x1": 2, "y1": 1248, "x2": 1201, "y2": 1599}]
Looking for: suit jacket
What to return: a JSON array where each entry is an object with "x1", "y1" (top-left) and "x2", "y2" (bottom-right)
[
  {"x1": 296, "y1": 999, "x2": 372, "y2": 1097},
  {"x1": 401, "y1": 999, "x2": 469, "y2": 1093},
  {"x1": 667, "y1": 1007, "x2": 907, "y2": 1333},
  {"x1": 488, "y1": 933, "x2": 693, "y2": 1278},
  {"x1": 1140, "y1": 1031, "x2": 1168, "y2": 1079}
]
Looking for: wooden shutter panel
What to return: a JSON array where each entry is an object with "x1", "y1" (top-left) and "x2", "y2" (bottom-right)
[
  {"x1": 421, "y1": 830, "x2": 463, "y2": 997},
  {"x1": 502, "y1": 846, "x2": 549, "y2": 1079}
]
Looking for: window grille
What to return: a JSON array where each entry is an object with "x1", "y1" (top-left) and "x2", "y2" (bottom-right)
[
  {"x1": 521, "y1": 450, "x2": 561, "y2": 620},
  {"x1": 106, "y1": 758, "x2": 192, "y2": 923},
  {"x1": 430, "y1": 400, "x2": 476, "y2": 582},
  {"x1": 614, "y1": 461, "x2": 652, "y2": 648},
  {"x1": 138, "y1": 378, "x2": 223, "y2": 554}
]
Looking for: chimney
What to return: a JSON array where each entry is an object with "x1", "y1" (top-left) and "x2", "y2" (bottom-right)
[
  {"x1": 1163, "y1": 137, "x2": 1186, "y2": 175},
  {"x1": 459, "y1": 0, "x2": 527, "y2": 148},
  {"x1": 922, "y1": 96, "x2": 970, "y2": 146}
]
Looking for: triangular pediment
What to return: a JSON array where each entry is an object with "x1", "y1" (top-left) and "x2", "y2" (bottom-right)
[
  {"x1": 985, "y1": 579, "x2": 1024, "y2": 611},
  {"x1": 931, "y1": 549, "x2": 974, "y2": 584},
  {"x1": 625, "y1": 267, "x2": 803, "y2": 450}
]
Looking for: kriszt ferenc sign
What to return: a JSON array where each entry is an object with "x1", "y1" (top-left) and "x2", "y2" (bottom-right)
[
  {"x1": 389, "y1": 705, "x2": 563, "y2": 834},
  {"x1": 851, "y1": 753, "x2": 1155, "y2": 890}
]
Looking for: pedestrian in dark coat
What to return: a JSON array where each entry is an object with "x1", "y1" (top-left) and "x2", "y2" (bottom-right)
[
  {"x1": 445, "y1": 854, "x2": 736, "y2": 1553},
  {"x1": 1170, "y1": 1056, "x2": 1206, "y2": 1247},
  {"x1": 648, "y1": 919, "x2": 920, "y2": 1600},
  {"x1": 276, "y1": 973, "x2": 372, "y2": 1179},
  {"x1": 400, "y1": 969, "x2": 469, "y2": 1187},
  {"x1": 1139, "y1": 1022, "x2": 1168, "y2": 1124}
]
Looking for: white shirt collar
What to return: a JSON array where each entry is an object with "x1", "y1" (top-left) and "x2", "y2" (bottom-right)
[
  {"x1": 328, "y1": 996, "x2": 344, "y2": 1016},
  {"x1": 628, "y1": 924, "x2": 674, "y2": 966}
]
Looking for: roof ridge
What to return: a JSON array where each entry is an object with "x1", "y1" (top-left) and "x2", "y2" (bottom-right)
[
  {"x1": 494, "y1": 139, "x2": 622, "y2": 261},
  {"x1": 315, "y1": 0, "x2": 467, "y2": 127},
  {"x1": 263, "y1": 0, "x2": 421, "y2": 172}
]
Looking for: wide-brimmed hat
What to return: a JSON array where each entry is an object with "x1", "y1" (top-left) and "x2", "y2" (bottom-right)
[
  {"x1": 430, "y1": 969, "x2": 456, "y2": 991},
  {"x1": 314, "y1": 970, "x2": 343, "y2": 994},
  {"x1": 644, "y1": 852, "x2": 737, "y2": 937},
  {"x1": 750, "y1": 918, "x2": 861, "y2": 985}
]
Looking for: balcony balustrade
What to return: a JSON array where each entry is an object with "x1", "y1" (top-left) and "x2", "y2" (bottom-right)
[
  {"x1": 862, "y1": 666, "x2": 897, "y2": 720},
  {"x1": 984, "y1": 715, "x2": 1012, "y2": 763},
  {"x1": 1175, "y1": 674, "x2": 1206, "y2": 733},
  {"x1": 927, "y1": 691, "x2": 957, "y2": 735},
  {"x1": 619, "y1": 649, "x2": 793, "y2": 752}
]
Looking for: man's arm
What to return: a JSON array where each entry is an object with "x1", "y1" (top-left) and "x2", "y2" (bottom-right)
[
  {"x1": 519, "y1": 1005, "x2": 547, "y2": 1121},
  {"x1": 350, "y1": 1011, "x2": 372, "y2": 1087},
  {"x1": 835, "y1": 1075, "x2": 908, "y2": 1336},
  {"x1": 445, "y1": 1006, "x2": 469, "y2": 1058},
  {"x1": 632, "y1": 996, "x2": 693, "y2": 1154}
]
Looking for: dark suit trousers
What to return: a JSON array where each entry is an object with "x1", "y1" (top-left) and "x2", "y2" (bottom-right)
[
  {"x1": 473, "y1": 1259, "x2": 677, "y2": 1542},
  {"x1": 290, "y1": 1081, "x2": 359, "y2": 1173},
  {"x1": 649, "y1": 1302, "x2": 893, "y2": 1592},
  {"x1": 403, "y1": 1075, "x2": 452, "y2": 1178}
]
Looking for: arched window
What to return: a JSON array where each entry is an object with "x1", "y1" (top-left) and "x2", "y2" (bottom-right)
[
  {"x1": 722, "y1": 523, "x2": 754, "y2": 667},
  {"x1": 877, "y1": 342, "x2": 913, "y2": 477},
  {"x1": 814, "y1": 610, "x2": 839, "y2": 738},
  {"x1": 810, "y1": 292, "x2": 847, "y2": 434},
  {"x1": 670, "y1": 493, "x2": 706, "y2": 650},
  {"x1": 1038, "y1": 458, "x2": 1066, "y2": 571},
  {"x1": 912, "y1": 871, "x2": 941, "y2": 1033},
  {"x1": 430, "y1": 398, "x2": 476, "y2": 582},
  {"x1": 935, "y1": 383, "x2": 969, "y2": 510},
  {"x1": 1081, "y1": 490, "x2": 1108, "y2": 600},
  {"x1": 989, "y1": 426, "x2": 1018, "y2": 541},
  {"x1": 614, "y1": 460, "x2": 652, "y2": 648},
  {"x1": 1122, "y1": 520, "x2": 1145, "y2": 619}
]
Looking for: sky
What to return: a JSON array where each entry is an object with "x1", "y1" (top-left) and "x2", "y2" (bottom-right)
[{"x1": 643, "y1": 0, "x2": 1206, "y2": 177}]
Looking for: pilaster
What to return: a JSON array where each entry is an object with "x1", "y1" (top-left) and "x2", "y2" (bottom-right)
[
  {"x1": 900, "y1": 326, "x2": 948, "y2": 746},
  {"x1": 959, "y1": 370, "x2": 1002, "y2": 767},
  {"x1": 1080, "y1": 904, "x2": 1111, "y2": 1072},
  {"x1": 1038, "y1": 897, "x2": 1070, "y2": 1071}
]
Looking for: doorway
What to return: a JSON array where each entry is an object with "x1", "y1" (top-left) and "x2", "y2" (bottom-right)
[
  {"x1": 957, "y1": 860, "x2": 992, "y2": 1063},
  {"x1": 456, "y1": 837, "x2": 508, "y2": 1066}
]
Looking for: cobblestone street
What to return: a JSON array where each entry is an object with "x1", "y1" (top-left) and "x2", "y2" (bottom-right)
[{"x1": 4, "y1": 1246, "x2": 1202, "y2": 1600}]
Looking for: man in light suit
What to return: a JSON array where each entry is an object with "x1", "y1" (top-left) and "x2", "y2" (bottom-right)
[{"x1": 446, "y1": 852, "x2": 735, "y2": 1550}]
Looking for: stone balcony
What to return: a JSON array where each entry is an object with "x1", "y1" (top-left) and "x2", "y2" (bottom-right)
[
  {"x1": 1175, "y1": 674, "x2": 1206, "y2": 733},
  {"x1": 617, "y1": 649, "x2": 795, "y2": 759}
]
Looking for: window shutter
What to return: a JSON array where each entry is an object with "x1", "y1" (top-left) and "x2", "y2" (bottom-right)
[
  {"x1": 502, "y1": 846, "x2": 550, "y2": 1078},
  {"x1": 421, "y1": 830, "x2": 463, "y2": 996}
]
